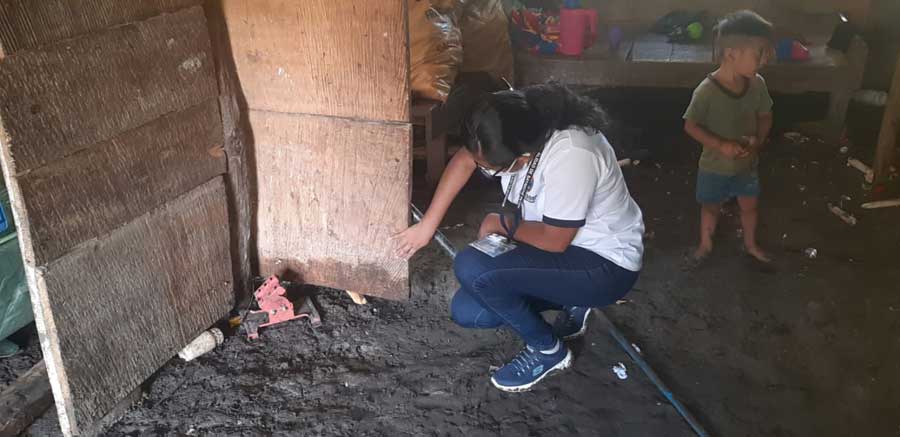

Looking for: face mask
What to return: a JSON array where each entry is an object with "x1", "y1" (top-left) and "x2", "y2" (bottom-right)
[{"x1": 477, "y1": 159, "x2": 518, "y2": 178}]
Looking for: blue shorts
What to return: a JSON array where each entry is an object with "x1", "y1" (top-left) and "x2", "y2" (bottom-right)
[{"x1": 696, "y1": 171, "x2": 760, "y2": 204}]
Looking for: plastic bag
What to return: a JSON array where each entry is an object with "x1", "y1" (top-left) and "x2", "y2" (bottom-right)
[
  {"x1": 459, "y1": 0, "x2": 514, "y2": 82},
  {"x1": 0, "y1": 178, "x2": 30, "y2": 348},
  {"x1": 0, "y1": 233, "x2": 32, "y2": 345},
  {"x1": 409, "y1": 0, "x2": 464, "y2": 102}
]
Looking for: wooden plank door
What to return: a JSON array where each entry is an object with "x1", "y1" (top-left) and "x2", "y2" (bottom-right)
[
  {"x1": 0, "y1": 4, "x2": 235, "y2": 435},
  {"x1": 222, "y1": 0, "x2": 412, "y2": 300}
]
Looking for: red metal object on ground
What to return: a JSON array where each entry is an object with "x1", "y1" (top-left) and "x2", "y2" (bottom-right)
[{"x1": 244, "y1": 276, "x2": 321, "y2": 339}]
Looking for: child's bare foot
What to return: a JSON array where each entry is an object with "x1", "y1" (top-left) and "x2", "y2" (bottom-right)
[
  {"x1": 683, "y1": 244, "x2": 712, "y2": 271},
  {"x1": 693, "y1": 244, "x2": 712, "y2": 261},
  {"x1": 744, "y1": 245, "x2": 771, "y2": 263}
]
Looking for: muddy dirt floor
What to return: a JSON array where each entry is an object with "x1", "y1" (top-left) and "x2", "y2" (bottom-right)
[{"x1": 3, "y1": 92, "x2": 899, "y2": 436}]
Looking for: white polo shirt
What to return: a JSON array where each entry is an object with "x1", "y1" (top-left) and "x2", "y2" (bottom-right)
[{"x1": 500, "y1": 128, "x2": 645, "y2": 271}]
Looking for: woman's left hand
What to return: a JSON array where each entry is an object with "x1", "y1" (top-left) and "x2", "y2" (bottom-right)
[{"x1": 478, "y1": 213, "x2": 505, "y2": 239}]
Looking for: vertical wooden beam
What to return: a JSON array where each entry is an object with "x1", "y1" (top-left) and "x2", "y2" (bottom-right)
[
  {"x1": 874, "y1": 54, "x2": 900, "y2": 184},
  {"x1": 845, "y1": 0, "x2": 871, "y2": 28},
  {"x1": 424, "y1": 106, "x2": 448, "y2": 187},
  {"x1": 204, "y1": 0, "x2": 253, "y2": 298}
]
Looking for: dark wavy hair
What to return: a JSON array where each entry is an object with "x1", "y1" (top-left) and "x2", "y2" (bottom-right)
[{"x1": 464, "y1": 83, "x2": 608, "y2": 167}]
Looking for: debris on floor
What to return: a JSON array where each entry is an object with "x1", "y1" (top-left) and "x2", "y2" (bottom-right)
[
  {"x1": 613, "y1": 362, "x2": 628, "y2": 380},
  {"x1": 784, "y1": 132, "x2": 810, "y2": 143},
  {"x1": 178, "y1": 328, "x2": 224, "y2": 362},
  {"x1": 861, "y1": 198, "x2": 900, "y2": 210},
  {"x1": 847, "y1": 158, "x2": 874, "y2": 184},
  {"x1": 828, "y1": 203, "x2": 858, "y2": 226},
  {"x1": 240, "y1": 276, "x2": 322, "y2": 340}
]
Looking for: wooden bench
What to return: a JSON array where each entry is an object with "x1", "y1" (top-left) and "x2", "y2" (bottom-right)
[
  {"x1": 516, "y1": 33, "x2": 868, "y2": 140},
  {"x1": 411, "y1": 99, "x2": 451, "y2": 186}
]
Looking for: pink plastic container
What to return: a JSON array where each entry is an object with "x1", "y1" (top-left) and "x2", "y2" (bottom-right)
[{"x1": 559, "y1": 8, "x2": 598, "y2": 56}]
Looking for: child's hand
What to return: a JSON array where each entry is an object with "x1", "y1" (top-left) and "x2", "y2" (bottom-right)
[
  {"x1": 742, "y1": 136, "x2": 764, "y2": 157},
  {"x1": 719, "y1": 141, "x2": 747, "y2": 158}
]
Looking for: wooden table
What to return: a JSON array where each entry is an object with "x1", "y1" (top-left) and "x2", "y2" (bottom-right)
[{"x1": 516, "y1": 34, "x2": 868, "y2": 140}]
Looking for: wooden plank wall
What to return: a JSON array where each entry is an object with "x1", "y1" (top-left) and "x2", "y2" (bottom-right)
[
  {"x1": 250, "y1": 112, "x2": 410, "y2": 297},
  {"x1": 222, "y1": 0, "x2": 409, "y2": 122},
  {"x1": 0, "y1": 5, "x2": 233, "y2": 436},
  {"x1": 222, "y1": 0, "x2": 412, "y2": 300},
  {"x1": 0, "y1": 0, "x2": 201, "y2": 57}
]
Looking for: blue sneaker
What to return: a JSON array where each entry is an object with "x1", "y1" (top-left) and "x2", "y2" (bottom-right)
[
  {"x1": 552, "y1": 306, "x2": 592, "y2": 340},
  {"x1": 490, "y1": 343, "x2": 573, "y2": 392}
]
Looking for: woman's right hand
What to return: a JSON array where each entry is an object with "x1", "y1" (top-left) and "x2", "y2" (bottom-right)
[
  {"x1": 393, "y1": 148, "x2": 478, "y2": 259},
  {"x1": 393, "y1": 222, "x2": 436, "y2": 260}
]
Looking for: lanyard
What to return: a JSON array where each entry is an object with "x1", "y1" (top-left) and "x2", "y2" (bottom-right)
[
  {"x1": 502, "y1": 151, "x2": 542, "y2": 212},
  {"x1": 499, "y1": 151, "x2": 542, "y2": 240},
  {"x1": 516, "y1": 151, "x2": 542, "y2": 211}
]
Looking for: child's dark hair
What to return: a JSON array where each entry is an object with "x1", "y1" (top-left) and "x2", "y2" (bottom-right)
[
  {"x1": 464, "y1": 83, "x2": 608, "y2": 167},
  {"x1": 716, "y1": 10, "x2": 774, "y2": 42}
]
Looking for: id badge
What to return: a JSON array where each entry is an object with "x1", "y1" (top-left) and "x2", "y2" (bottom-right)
[{"x1": 469, "y1": 233, "x2": 517, "y2": 258}]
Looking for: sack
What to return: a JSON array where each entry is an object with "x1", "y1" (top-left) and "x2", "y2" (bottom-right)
[
  {"x1": 459, "y1": 0, "x2": 514, "y2": 82},
  {"x1": 0, "y1": 233, "x2": 32, "y2": 344},
  {"x1": 409, "y1": 0, "x2": 464, "y2": 102}
]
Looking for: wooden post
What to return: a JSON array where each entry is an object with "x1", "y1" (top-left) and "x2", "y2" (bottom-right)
[
  {"x1": 827, "y1": 36, "x2": 869, "y2": 142},
  {"x1": 0, "y1": 361, "x2": 52, "y2": 437},
  {"x1": 873, "y1": 55, "x2": 900, "y2": 185},
  {"x1": 425, "y1": 110, "x2": 449, "y2": 187}
]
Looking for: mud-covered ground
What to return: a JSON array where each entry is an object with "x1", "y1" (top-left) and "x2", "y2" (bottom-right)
[
  {"x1": 3, "y1": 93, "x2": 899, "y2": 436},
  {"x1": 21, "y1": 255, "x2": 691, "y2": 436}
]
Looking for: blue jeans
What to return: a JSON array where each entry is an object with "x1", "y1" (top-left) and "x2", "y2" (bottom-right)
[
  {"x1": 451, "y1": 244, "x2": 639, "y2": 349},
  {"x1": 695, "y1": 170, "x2": 760, "y2": 204}
]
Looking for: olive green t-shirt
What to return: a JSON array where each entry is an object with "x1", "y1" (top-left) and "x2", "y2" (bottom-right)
[{"x1": 683, "y1": 74, "x2": 774, "y2": 176}]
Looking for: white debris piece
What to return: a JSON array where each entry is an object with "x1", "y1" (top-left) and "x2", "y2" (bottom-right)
[
  {"x1": 613, "y1": 362, "x2": 628, "y2": 380},
  {"x1": 862, "y1": 198, "x2": 900, "y2": 210},
  {"x1": 847, "y1": 158, "x2": 874, "y2": 184},
  {"x1": 784, "y1": 132, "x2": 810, "y2": 143},
  {"x1": 853, "y1": 89, "x2": 888, "y2": 106},
  {"x1": 828, "y1": 203, "x2": 858, "y2": 226},
  {"x1": 178, "y1": 328, "x2": 223, "y2": 361}
]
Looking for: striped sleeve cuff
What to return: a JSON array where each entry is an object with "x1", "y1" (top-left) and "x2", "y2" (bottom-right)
[{"x1": 542, "y1": 216, "x2": 586, "y2": 228}]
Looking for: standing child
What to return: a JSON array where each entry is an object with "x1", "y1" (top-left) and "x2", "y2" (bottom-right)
[{"x1": 683, "y1": 10, "x2": 774, "y2": 264}]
